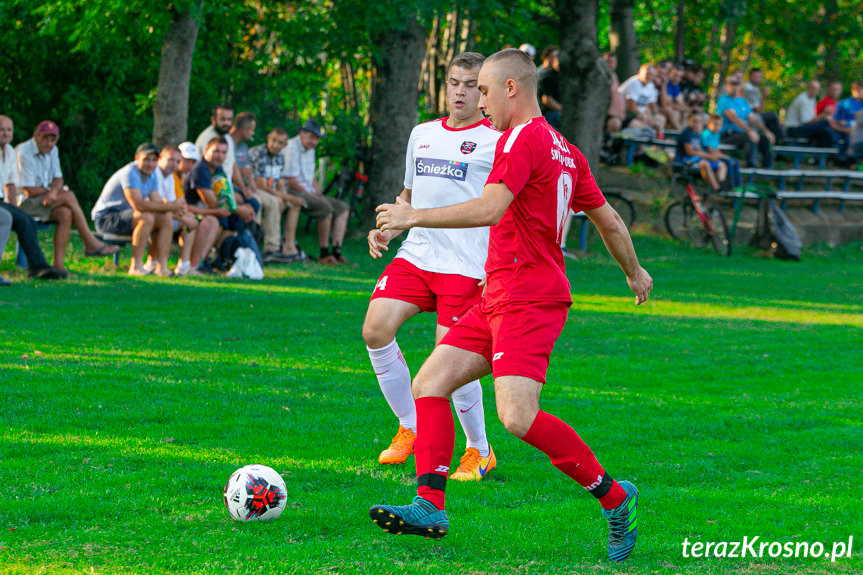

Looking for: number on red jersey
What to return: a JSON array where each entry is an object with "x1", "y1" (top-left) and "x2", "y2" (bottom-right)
[{"x1": 556, "y1": 171, "x2": 574, "y2": 243}]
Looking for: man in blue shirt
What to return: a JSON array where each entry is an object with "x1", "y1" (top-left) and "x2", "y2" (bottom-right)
[
  {"x1": 832, "y1": 82, "x2": 862, "y2": 162},
  {"x1": 92, "y1": 143, "x2": 186, "y2": 276},
  {"x1": 716, "y1": 78, "x2": 774, "y2": 168}
]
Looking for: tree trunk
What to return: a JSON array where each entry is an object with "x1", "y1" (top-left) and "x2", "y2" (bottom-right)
[
  {"x1": 152, "y1": 3, "x2": 203, "y2": 147},
  {"x1": 674, "y1": 0, "x2": 686, "y2": 63},
  {"x1": 558, "y1": 0, "x2": 610, "y2": 171},
  {"x1": 362, "y1": 19, "x2": 426, "y2": 230},
  {"x1": 609, "y1": 0, "x2": 638, "y2": 81},
  {"x1": 709, "y1": 19, "x2": 737, "y2": 107},
  {"x1": 821, "y1": 0, "x2": 840, "y2": 80}
]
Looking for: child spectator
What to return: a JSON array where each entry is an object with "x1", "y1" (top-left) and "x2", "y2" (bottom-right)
[
  {"x1": 676, "y1": 112, "x2": 725, "y2": 191},
  {"x1": 701, "y1": 114, "x2": 742, "y2": 191}
]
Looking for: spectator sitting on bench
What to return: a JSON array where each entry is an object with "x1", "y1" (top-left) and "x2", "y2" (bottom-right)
[
  {"x1": 0, "y1": 115, "x2": 62, "y2": 280},
  {"x1": 701, "y1": 114, "x2": 743, "y2": 191},
  {"x1": 603, "y1": 52, "x2": 628, "y2": 135},
  {"x1": 153, "y1": 144, "x2": 199, "y2": 275},
  {"x1": 195, "y1": 105, "x2": 260, "y2": 232},
  {"x1": 283, "y1": 120, "x2": 350, "y2": 264},
  {"x1": 785, "y1": 80, "x2": 836, "y2": 148},
  {"x1": 676, "y1": 112, "x2": 725, "y2": 191},
  {"x1": 537, "y1": 46, "x2": 562, "y2": 129},
  {"x1": 716, "y1": 77, "x2": 774, "y2": 168},
  {"x1": 619, "y1": 63, "x2": 666, "y2": 136},
  {"x1": 661, "y1": 63, "x2": 688, "y2": 131},
  {"x1": 743, "y1": 68, "x2": 783, "y2": 140},
  {"x1": 183, "y1": 136, "x2": 238, "y2": 275},
  {"x1": 16, "y1": 120, "x2": 119, "y2": 277},
  {"x1": 681, "y1": 61, "x2": 708, "y2": 111},
  {"x1": 248, "y1": 127, "x2": 305, "y2": 263},
  {"x1": 176, "y1": 142, "x2": 219, "y2": 275},
  {"x1": 833, "y1": 81, "x2": 862, "y2": 164},
  {"x1": 815, "y1": 80, "x2": 842, "y2": 117},
  {"x1": 91, "y1": 143, "x2": 184, "y2": 276}
]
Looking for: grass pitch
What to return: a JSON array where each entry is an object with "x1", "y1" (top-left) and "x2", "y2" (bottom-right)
[{"x1": 1, "y1": 232, "x2": 861, "y2": 574}]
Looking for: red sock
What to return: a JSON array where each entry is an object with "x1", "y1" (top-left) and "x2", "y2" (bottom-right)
[
  {"x1": 415, "y1": 396, "x2": 455, "y2": 511},
  {"x1": 521, "y1": 410, "x2": 626, "y2": 510}
]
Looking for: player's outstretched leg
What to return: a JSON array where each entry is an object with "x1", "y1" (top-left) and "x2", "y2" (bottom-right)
[
  {"x1": 369, "y1": 496, "x2": 449, "y2": 540},
  {"x1": 602, "y1": 480, "x2": 639, "y2": 562}
]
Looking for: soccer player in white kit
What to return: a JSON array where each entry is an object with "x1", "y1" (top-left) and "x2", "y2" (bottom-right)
[{"x1": 362, "y1": 52, "x2": 501, "y2": 481}]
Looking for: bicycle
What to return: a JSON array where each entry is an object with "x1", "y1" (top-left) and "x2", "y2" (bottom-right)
[{"x1": 664, "y1": 168, "x2": 731, "y2": 256}]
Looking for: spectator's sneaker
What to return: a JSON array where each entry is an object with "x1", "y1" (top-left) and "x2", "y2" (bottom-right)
[
  {"x1": 602, "y1": 480, "x2": 639, "y2": 562},
  {"x1": 0, "y1": 277, "x2": 10, "y2": 286},
  {"x1": 279, "y1": 252, "x2": 305, "y2": 263},
  {"x1": 369, "y1": 496, "x2": 448, "y2": 540},
  {"x1": 378, "y1": 425, "x2": 416, "y2": 465},
  {"x1": 174, "y1": 261, "x2": 191, "y2": 276},
  {"x1": 561, "y1": 246, "x2": 577, "y2": 260},
  {"x1": 143, "y1": 259, "x2": 156, "y2": 273},
  {"x1": 449, "y1": 446, "x2": 496, "y2": 482}
]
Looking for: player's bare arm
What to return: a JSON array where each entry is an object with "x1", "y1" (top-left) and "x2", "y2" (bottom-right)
[
  {"x1": 368, "y1": 188, "x2": 412, "y2": 258},
  {"x1": 585, "y1": 201, "x2": 653, "y2": 305},
  {"x1": 376, "y1": 182, "x2": 512, "y2": 231}
]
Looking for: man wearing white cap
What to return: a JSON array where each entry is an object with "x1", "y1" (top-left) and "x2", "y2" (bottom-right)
[
  {"x1": 176, "y1": 141, "x2": 221, "y2": 274},
  {"x1": 150, "y1": 144, "x2": 199, "y2": 275}
]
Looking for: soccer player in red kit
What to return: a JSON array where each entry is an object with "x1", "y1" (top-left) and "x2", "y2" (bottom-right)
[{"x1": 369, "y1": 48, "x2": 653, "y2": 562}]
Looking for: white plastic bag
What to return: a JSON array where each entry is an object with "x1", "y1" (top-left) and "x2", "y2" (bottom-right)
[{"x1": 227, "y1": 247, "x2": 264, "y2": 279}]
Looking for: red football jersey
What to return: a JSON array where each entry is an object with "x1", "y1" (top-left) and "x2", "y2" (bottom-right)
[{"x1": 483, "y1": 117, "x2": 605, "y2": 305}]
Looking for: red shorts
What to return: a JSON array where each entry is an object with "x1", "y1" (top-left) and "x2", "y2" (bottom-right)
[
  {"x1": 370, "y1": 258, "x2": 483, "y2": 328},
  {"x1": 439, "y1": 299, "x2": 570, "y2": 383}
]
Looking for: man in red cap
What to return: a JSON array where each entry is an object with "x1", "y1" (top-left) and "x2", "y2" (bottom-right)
[{"x1": 16, "y1": 120, "x2": 117, "y2": 276}]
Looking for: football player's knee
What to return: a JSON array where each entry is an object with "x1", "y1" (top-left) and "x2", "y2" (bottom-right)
[
  {"x1": 497, "y1": 407, "x2": 531, "y2": 438},
  {"x1": 362, "y1": 320, "x2": 393, "y2": 349}
]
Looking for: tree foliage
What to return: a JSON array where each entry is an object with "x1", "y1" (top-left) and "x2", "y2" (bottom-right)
[{"x1": 0, "y1": 0, "x2": 859, "y2": 207}]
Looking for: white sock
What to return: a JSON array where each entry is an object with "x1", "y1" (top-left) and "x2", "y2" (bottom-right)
[
  {"x1": 452, "y1": 380, "x2": 489, "y2": 456},
  {"x1": 367, "y1": 339, "x2": 416, "y2": 432}
]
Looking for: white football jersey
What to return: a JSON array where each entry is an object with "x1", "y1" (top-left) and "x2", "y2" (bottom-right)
[{"x1": 397, "y1": 117, "x2": 500, "y2": 279}]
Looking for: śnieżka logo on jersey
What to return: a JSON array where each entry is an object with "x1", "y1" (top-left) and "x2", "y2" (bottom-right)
[{"x1": 416, "y1": 158, "x2": 468, "y2": 181}]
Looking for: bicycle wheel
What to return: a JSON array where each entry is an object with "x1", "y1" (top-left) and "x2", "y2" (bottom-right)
[
  {"x1": 707, "y1": 206, "x2": 731, "y2": 256},
  {"x1": 604, "y1": 192, "x2": 636, "y2": 228},
  {"x1": 665, "y1": 200, "x2": 705, "y2": 246}
]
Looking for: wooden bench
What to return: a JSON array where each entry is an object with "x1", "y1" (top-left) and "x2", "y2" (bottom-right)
[
  {"x1": 720, "y1": 188, "x2": 863, "y2": 214},
  {"x1": 618, "y1": 134, "x2": 734, "y2": 166},
  {"x1": 774, "y1": 190, "x2": 863, "y2": 213},
  {"x1": 739, "y1": 168, "x2": 863, "y2": 192},
  {"x1": 94, "y1": 232, "x2": 131, "y2": 266},
  {"x1": 772, "y1": 145, "x2": 838, "y2": 169}
]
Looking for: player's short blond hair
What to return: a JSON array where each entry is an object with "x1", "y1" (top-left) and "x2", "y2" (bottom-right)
[{"x1": 483, "y1": 48, "x2": 538, "y2": 93}]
